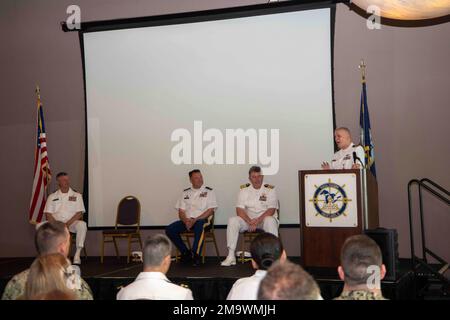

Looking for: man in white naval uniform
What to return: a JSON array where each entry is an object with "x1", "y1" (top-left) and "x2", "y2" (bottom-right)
[
  {"x1": 165, "y1": 169, "x2": 218, "y2": 266},
  {"x1": 117, "y1": 234, "x2": 193, "y2": 300},
  {"x1": 42, "y1": 172, "x2": 87, "y2": 265},
  {"x1": 321, "y1": 127, "x2": 365, "y2": 170},
  {"x1": 221, "y1": 166, "x2": 279, "y2": 267}
]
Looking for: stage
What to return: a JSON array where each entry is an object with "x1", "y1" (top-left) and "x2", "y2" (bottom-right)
[{"x1": 0, "y1": 256, "x2": 418, "y2": 300}]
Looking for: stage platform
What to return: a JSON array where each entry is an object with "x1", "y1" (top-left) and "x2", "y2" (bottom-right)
[{"x1": 0, "y1": 257, "x2": 416, "y2": 300}]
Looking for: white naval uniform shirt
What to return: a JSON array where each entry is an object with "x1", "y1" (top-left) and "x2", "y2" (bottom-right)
[
  {"x1": 44, "y1": 188, "x2": 85, "y2": 223},
  {"x1": 227, "y1": 270, "x2": 267, "y2": 300},
  {"x1": 330, "y1": 143, "x2": 365, "y2": 170},
  {"x1": 116, "y1": 272, "x2": 193, "y2": 300},
  {"x1": 236, "y1": 184, "x2": 278, "y2": 220},
  {"x1": 175, "y1": 185, "x2": 218, "y2": 219}
]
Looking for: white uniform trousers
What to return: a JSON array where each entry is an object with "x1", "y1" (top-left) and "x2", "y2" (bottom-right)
[
  {"x1": 226, "y1": 216, "x2": 278, "y2": 251},
  {"x1": 68, "y1": 220, "x2": 87, "y2": 248}
]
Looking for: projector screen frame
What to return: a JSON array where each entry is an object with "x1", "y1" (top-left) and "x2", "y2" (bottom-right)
[{"x1": 76, "y1": 1, "x2": 338, "y2": 230}]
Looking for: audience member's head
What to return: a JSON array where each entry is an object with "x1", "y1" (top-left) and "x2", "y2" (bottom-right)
[
  {"x1": 338, "y1": 235, "x2": 386, "y2": 291},
  {"x1": 35, "y1": 221, "x2": 70, "y2": 258},
  {"x1": 23, "y1": 253, "x2": 73, "y2": 300},
  {"x1": 143, "y1": 234, "x2": 172, "y2": 274},
  {"x1": 250, "y1": 233, "x2": 286, "y2": 270},
  {"x1": 258, "y1": 260, "x2": 322, "y2": 300}
]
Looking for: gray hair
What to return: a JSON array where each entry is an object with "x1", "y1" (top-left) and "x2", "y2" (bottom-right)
[
  {"x1": 143, "y1": 234, "x2": 172, "y2": 268},
  {"x1": 258, "y1": 260, "x2": 321, "y2": 300},
  {"x1": 335, "y1": 127, "x2": 351, "y2": 137},
  {"x1": 35, "y1": 221, "x2": 68, "y2": 255}
]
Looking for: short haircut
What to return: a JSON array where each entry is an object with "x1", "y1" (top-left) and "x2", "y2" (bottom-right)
[
  {"x1": 248, "y1": 166, "x2": 261, "y2": 176},
  {"x1": 258, "y1": 260, "x2": 321, "y2": 300},
  {"x1": 35, "y1": 221, "x2": 68, "y2": 255},
  {"x1": 188, "y1": 169, "x2": 201, "y2": 178},
  {"x1": 250, "y1": 233, "x2": 283, "y2": 270},
  {"x1": 143, "y1": 234, "x2": 172, "y2": 268},
  {"x1": 56, "y1": 172, "x2": 68, "y2": 179},
  {"x1": 340, "y1": 235, "x2": 383, "y2": 286},
  {"x1": 335, "y1": 127, "x2": 351, "y2": 136}
]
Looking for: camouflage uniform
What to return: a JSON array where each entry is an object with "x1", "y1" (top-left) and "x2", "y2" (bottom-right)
[
  {"x1": 1, "y1": 269, "x2": 93, "y2": 300},
  {"x1": 334, "y1": 290, "x2": 387, "y2": 300}
]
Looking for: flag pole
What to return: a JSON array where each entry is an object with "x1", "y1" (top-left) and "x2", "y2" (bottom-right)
[
  {"x1": 358, "y1": 60, "x2": 369, "y2": 229},
  {"x1": 35, "y1": 85, "x2": 51, "y2": 196}
]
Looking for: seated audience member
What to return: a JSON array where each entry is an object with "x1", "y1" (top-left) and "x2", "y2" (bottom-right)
[
  {"x1": 117, "y1": 234, "x2": 193, "y2": 300},
  {"x1": 335, "y1": 235, "x2": 387, "y2": 300},
  {"x1": 227, "y1": 233, "x2": 286, "y2": 300},
  {"x1": 22, "y1": 253, "x2": 77, "y2": 300},
  {"x1": 258, "y1": 260, "x2": 322, "y2": 300},
  {"x1": 1, "y1": 221, "x2": 92, "y2": 300}
]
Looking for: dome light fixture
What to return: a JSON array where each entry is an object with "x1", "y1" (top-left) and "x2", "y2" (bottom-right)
[{"x1": 351, "y1": 0, "x2": 450, "y2": 20}]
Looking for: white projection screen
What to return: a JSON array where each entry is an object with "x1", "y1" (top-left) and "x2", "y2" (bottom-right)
[{"x1": 82, "y1": 5, "x2": 335, "y2": 228}]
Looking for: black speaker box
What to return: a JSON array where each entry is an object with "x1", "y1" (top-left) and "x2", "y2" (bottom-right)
[{"x1": 364, "y1": 228, "x2": 399, "y2": 281}]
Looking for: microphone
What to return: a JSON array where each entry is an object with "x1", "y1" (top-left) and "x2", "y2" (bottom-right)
[{"x1": 353, "y1": 152, "x2": 365, "y2": 168}]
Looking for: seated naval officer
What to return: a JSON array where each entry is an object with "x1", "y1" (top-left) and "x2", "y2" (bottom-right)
[
  {"x1": 41, "y1": 172, "x2": 87, "y2": 265},
  {"x1": 165, "y1": 169, "x2": 218, "y2": 266},
  {"x1": 221, "y1": 166, "x2": 279, "y2": 267},
  {"x1": 321, "y1": 127, "x2": 365, "y2": 170}
]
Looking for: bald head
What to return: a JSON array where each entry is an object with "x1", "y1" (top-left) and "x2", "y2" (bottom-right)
[{"x1": 334, "y1": 127, "x2": 353, "y2": 150}]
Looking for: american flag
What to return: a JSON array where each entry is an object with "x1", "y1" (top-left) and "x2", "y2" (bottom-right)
[{"x1": 29, "y1": 89, "x2": 51, "y2": 224}]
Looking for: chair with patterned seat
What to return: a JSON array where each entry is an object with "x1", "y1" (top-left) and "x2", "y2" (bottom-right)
[{"x1": 101, "y1": 196, "x2": 143, "y2": 263}]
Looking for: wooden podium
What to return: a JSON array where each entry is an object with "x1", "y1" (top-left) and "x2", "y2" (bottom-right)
[{"x1": 299, "y1": 169, "x2": 378, "y2": 268}]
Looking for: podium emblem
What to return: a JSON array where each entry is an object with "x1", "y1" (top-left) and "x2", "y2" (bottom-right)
[{"x1": 309, "y1": 178, "x2": 352, "y2": 222}]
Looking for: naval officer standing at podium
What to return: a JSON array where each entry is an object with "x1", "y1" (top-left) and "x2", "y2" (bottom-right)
[{"x1": 321, "y1": 127, "x2": 365, "y2": 170}]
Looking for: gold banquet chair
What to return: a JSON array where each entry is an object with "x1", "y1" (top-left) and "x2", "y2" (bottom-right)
[
  {"x1": 101, "y1": 196, "x2": 143, "y2": 263},
  {"x1": 175, "y1": 214, "x2": 220, "y2": 264},
  {"x1": 239, "y1": 201, "x2": 281, "y2": 263}
]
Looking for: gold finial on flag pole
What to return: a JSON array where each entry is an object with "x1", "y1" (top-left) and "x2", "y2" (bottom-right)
[
  {"x1": 36, "y1": 85, "x2": 41, "y2": 100},
  {"x1": 358, "y1": 59, "x2": 366, "y2": 83}
]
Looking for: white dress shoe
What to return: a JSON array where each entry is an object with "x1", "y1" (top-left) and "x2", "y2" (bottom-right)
[{"x1": 220, "y1": 255, "x2": 236, "y2": 267}]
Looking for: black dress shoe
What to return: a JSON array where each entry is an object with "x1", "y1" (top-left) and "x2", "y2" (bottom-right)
[
  {"x1": 192, "y1": 253, "x2": 201, "y2": 266},
  {"x1": 180, "y1": 251, "x2": 192, "y2": 264}
]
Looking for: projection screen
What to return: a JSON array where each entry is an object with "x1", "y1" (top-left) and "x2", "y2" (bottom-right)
[{"x1": 82, "y1": 5, "x2": 335, "y2": 227}]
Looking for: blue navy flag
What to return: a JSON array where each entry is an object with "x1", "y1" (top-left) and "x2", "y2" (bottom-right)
[{"x1": 359, "y1": 81, "x2": 377, "y2": 178}]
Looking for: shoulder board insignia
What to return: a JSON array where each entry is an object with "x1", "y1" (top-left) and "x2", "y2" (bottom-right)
[
  {"x1": 240, "y1": 183, "x2": 250, "y2": 189},
  {"x1": 264, "y1": 184, "x2": 274, "y2": 189},
  {"x1": 205, "y1": 186, "x2": 213, "y2": 190},
  {"x1": 183, "y1": 187, "x2": 191, "y2": 192}
]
